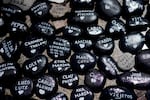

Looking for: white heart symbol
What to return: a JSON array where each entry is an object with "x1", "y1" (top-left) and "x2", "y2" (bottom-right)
[
  {"x1": 0, "y1": 48, "x2": 4, "y2": 53},
  {"x1": 38, "y1": 11, "x2": 42, "y2": 15},
  {"x1": 0, "y1": 72, "x2": 4, "y2": 77},
  {"x1": 58, "y1": 67, "x2": 62, "y2": 71},
  {"x1": 18, "y1": 90, "x2": 24, "y2": 95},
  {"x1": 68, "y1": 83, "x2": 72, "y2": 86},
  {"x1": 80, "y1": 64, "x2": 85, "y2": 69},
  {"x1": 91, "y1": 78, "x2": 96, "y2": 83},
  {"x1": 103, "y1": 44, "x2": 108, "y2": 48},
  {"x1": 30, "y1": 49, "x2": 36, "y2": 53},
  {"x1": 68, "y1": 29, "x2": 73, "y2": 33},
  {"x1": 32, "y1": 67, "x2": 37, "y2": 71},
  {"x1": 39, "y1": 89, "x2": 45, "y2": 95},
  {"x1": 79, "y1": 97, "x2": 84, "y2": 100},
  {"x1": 80, "y1": 16, "x2": 85, "y2": 20},
  {"x1": 79, "y1": 44, "x2": 85, "y2": 48}
]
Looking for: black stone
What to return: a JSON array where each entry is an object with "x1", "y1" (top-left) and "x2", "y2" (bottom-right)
[
  {"x1": 146, "y1": 90, "x2": 150, "y2": 100},
  {"x1": 48, "y1": 59, "x2": 71, "y2": 76},
  {"x1": 11, "y1": 77, "x2": 34, "y2": 99},
  {"x1": 84, "y1": 69, "x2": 106, "y2": 93},
  {"x1": 70, "y1": 85, "x2": 94, "y2": 100},
  {"x1": 100, "y1": 86, "x2": 137, "y2": 100},
  {"x1": 119, "y1": 32, "x2": 145, "y2": 54},
  {"x1": 0, "y1": 37, "x2": 20, "y2": 61},
  {"x1": 31, "y1": 21, "x2": 55, "y2": 38},
  {"x1": 34, "y1": 75, "x2": 58, "y2": 99},
  {"x1": 95, "y1": 0, "x2": 122, "y2": 20},
  {"x1": 47, "y1": 36, "x2": 71, "y2": 59},
  {"x1": 72, "y1": 38, "x2": 93, "y2": 52},
  {"x1": 4, "y1": 95, "x2": 14, "y2": 100},
  {"x1": 0, "y1": 16, "x2": 7, "y2": 37},
  {"x1": 123, "y1": 0, "x2": 144, "y2": 18},
  {"x1": 21, "y1": 35, "x2": 47, "y2": 58},
  {"x1": 46, "y1": 92, "x2": 68, "y2": 100},
  {"x1": 145, "y1": 30, "x2": 150, "y2": 48},
  {"x1": 58, "y1": 71, "x2": 79, "y2": 89},
  {"x1": 117, "y1": 71, "x2": 150, "y2": 89},
  {"x1": 93, "y1": 36, "x2": 115, "y2": 55},
  {"x1": 22, "y1": 55, "x2": 48, "y2": 78},
  {"x1": 97, "y1": 55, "x2": 119, "y2": 79},
  {"x1": 8, "y1": 20, "x2": 29, "y2": 40},
  {"x1": 105, "y1": 18, "x2": 126, "y2": 39},
  {"x1": 0, "y1": 84, "x2": 4, "y2": 99},
  {"x1": 126, "y1": 16, "x2": 149, "y2": 31},
  {"x1": 1, "y1": 4, "x2": 25, "y2": 21},
  {"x1": 143, "y1": 0, "x2": 149, "y2": 4},
  {"x1": 70, "y1": 51, "x2": 96, "y2": 74},
  {"x1": 70, "y1": 0, "x2": 94, "y2": 10}
]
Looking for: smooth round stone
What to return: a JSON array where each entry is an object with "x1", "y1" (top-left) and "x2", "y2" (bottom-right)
[
  {"x1": 46, "y1": 92, "x2": 68, "y2": 100},
  {"x1": 31, "y1": 21, "x2": 55, "y2": 38},
  {"x1": 135, "y1": 50, "x2": 150, "y2": 73},
  {"x1": 69, "y1": 10, "x2": 98, "y2": 26},
  {"x1": 47, "y1": 0, "x2": 68, "y2": 4},
  {"x1": 0, "y1": 37, "x2": 20, "y2": 61},
  {"x1": 8, "y1": 20, "x2": 29, "y2": 40},
  {"x1": 0, "y1": 16, "x2": 7, "y2": 37},
  {"x1": 22, "y1": 55, "x2": 48, "y2": 78},
  {"x1": 70, "y1": 0, "x2": 94, "y2": 10},
  {"x1": 100, "y1": 86, "x2": 137, "y2": 100},
  {"x1": 70, "y1": 51, "x2": 96, "y2": 74},
  {"x1": 84, "y1": 69, "x2": 106, "y2": 93},
  {"x1": 34, "y1": 75, "x2": 58, "y2": 99},
  {"x1": 0, "y1": 4, "x2": 25, "y2": 21},
  {"x1": 29, "y1": 1, "x2": 50, "y2": 21},
  {"x1": 145, "y1": 30, "x2": 150, "y2": 48},
  {"x1": 123, "y1": 0, "x2": 144, "y2": 18},
  {"x1": 72, "y1": 38, "x2": 93, "y2": 52},
  {"x1": 70, "y1": 85, "x2": 94, "y2": 100},
  {"x1": 58, "y1": 71, "x2": 79, "y2": 89},
  {"x1": 21, "y1": 35, "x2": 47, "y2": 58},
  {"x1": 0, "y1": 62, "x2": 21, "y2": 87},
  {"x1": 105, "y1": 18, "x2": 126, "y2": 39},
  {"x1": 119, "y1": 32, "x2": 145, "y2": 54},
  {"x1": 95, "y1": 0, "x2": 122, "y2": 20},
  {"x1": 63, "y1": 25, "x2": 83, "y2": 40},
  {"x1": 11, "y1": 77, "x2": 34, "y2": 99},
  {"x1": 117, "y1": 71, "x2": 150, "y2": 89},
  {"x1": 48, "y1": 60, "x2": 71, "y2": 76},
  {"x1": 97, "y1": 55, "x2": 119, "y2": 79},
  {"x1": 47, "y1": 36, "x2": 71, "y2": 59},
  {"x1": 93, "y1": 36, "x2": 115, "y2": 55},
  {"x1": 126, "y1": 16, "x2": 149, "y2": 31},
  {"x1": 85, "y1": 24, "x2": 104, "y2": 39}
]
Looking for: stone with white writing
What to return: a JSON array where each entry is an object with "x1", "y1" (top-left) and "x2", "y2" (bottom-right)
[
  {"x1": 84, "y1": 69, "x2": 106, "y2": 93},
  {"x1": 93, "y1": 35, "x2": 114, "y2": 56},
  {"x1": 8, "y1": 20, "x2": 29, "y2": 40},
  {"x1": 100, "y1": 86, "x2": 137, "y2": 100},
  {"x1": 22, "y1": 55, "x2": 48, "y2": 78},
  {"x1": 123, "y1": 0, "x2": 144, "y2": 18},
  {"x1": 70, "y1": 51, "x2": 96, "y2": 74},
  {"x1": 119, "y1": 32, "x2": 145, "y2": 54},
  {"x1": 34, "y1": 75, "x2": 58, "y2": 98},
  {"x1": 48, "y1": 60, "x2": 71, "y2": 76},
  {"x1": 47, "y1": 36, "x2": 71, "y2": 59},
  {"x1": 135, "y1": 50, "x2": 150, "y2": 73},
  {"x1": 69, "y1": 10, "x2": 98, "y2": 26},
  {"x1": 105, "y1": 18, "x2": 126, "y2": 39},
  {"x1": 31, "y1": 21, "x2": 55, "y2": 38},
  {"x1": 0, "y1": 62, "x2": 20, "y2": 87},
  {"x1": 70, "y1": 0, "x2": 94, "y2": 10},
  {"x1": 85, "y1": 24, "x2": 104, "y2": 39},
  {"x1": 95, "y1": 0, "x2": 121, "y2": 20},
  {"x1": 11, "y1": 77, "x2": 34, "y2": 99},
  {"x1": 21, "y1": 35, "x2": 47, "y2": 58},
  {"x1": 0, "y1": 37, "x2": 20, "y2": 61},
  {"x1": 126, "y1": 16, "x2": 149, "y2": 31},
  {"x1": 98, "y1": 55, "x2": 119, "y2": 79},
  {"x1": 29, "y1": 1, "x2": 50, "y2": 22},
  {"x1": 58, "y1": 71, "x2": 79, "y2": 89},
  {"x1": 46, "y1": 92, "x2": 68, "y2": 100},
  {"x1": 63, "y1": 25, "x2": 83, "y2": 40},
  {"x1": 117, "y1": 71, "x2": 150, "y2": 89},
  {"x1": 72, "y1": 38, "x2": 93, "y2": 51},
  {"x1": 70, "y1": 85, "x2": 94, "y2": 100},
  {"x1": 0, "y1": 4, "x2": 25, "y2": 21}
]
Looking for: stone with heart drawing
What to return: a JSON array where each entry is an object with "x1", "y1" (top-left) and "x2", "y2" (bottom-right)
[
  {"x1": 22, "y1": 55, "x2": 48, "y2": 78},
  {"x1": 47, "y1": 92, "x2": 68, "y2": 100}
]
